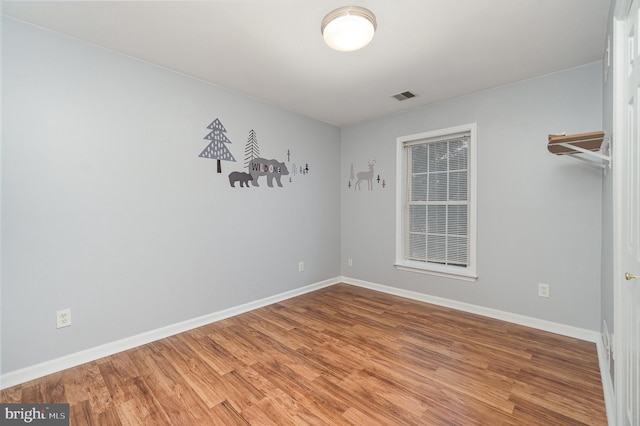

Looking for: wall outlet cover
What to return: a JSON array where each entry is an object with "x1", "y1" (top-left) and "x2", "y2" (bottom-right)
[
  {"x1": 56, "y1": 308, "x2": 72, "y2": 328},
  {"x1": 537, "y1": 283, "x2": 550, "y2": 298}
]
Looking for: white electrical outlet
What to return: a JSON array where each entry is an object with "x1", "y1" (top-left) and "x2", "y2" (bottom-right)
[
  {"x1": 348, "y1": 258, "x2": 353, "y2": 266},
  {"x1": 56, "y1": 308, "x2": 72, "y2": 328},
  {"x1": 538, "y1": 283, "x2": 550, "y2": 298},
  {"x1": 298, "y1": 261, "x2": 304, "y2": 272}
]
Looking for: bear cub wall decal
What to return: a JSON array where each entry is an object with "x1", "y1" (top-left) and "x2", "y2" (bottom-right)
[
  {"x1": 249, "y1": 158, "x2": 289, "y2": 187},
  {"x1": 228, "y1": 171, "x2": 253, "y2": 188}
]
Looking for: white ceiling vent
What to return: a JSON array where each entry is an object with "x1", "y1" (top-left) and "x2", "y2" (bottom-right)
[{"x1": 392, "y1": 91, "x2": 417, "y2": 101}]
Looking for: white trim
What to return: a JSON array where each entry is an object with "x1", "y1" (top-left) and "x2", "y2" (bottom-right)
[
  {"x1": 612, "y1": 6, "x2": 629, "y2": 425},
  {"x1": 0, "y1": 277, "x2": 339, "y2": 389},
  {"x1": 2, "y1": 274, "x2": 609, "y2": 406},
  {"x1": 596, "y1": 336, "x2": 616, "y2": 426},
  {"x1": 345, "y1": 274, "x2": 614, "y2": 422},
  {"x1": 340, "y1": 276, "x2": 600, "y2": 342},
  {"x1": 394, "y1": 262, "x2": 477, "y2": 281},
  {"x1": 395, "y1": 123, "x2": 478, "y2": 280},
  {"x1": 615, "y1": 0, "x2": 632, "y2": 19}
]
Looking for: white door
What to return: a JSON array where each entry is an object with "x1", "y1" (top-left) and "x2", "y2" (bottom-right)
[{"x1": 615, "y1": 0, "x2": 640, "y2": 424}]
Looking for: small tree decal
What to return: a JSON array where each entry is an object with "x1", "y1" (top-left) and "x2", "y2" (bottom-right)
[
  {"x1": 198, "y1": 118, "x2": 236, "y2": 173},
  {"x1": 244, "y1": 129, "x2": 260, "y2": 170}
]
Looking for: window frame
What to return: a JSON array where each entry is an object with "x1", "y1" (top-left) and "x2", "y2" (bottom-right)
[{"x1": 395, "y1": 123, "x2": 478, "y2": 281}]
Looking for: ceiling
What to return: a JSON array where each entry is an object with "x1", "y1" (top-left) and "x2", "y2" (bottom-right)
[{"x1": 2, "y1": 1, "x2": 611, "y2": 127}]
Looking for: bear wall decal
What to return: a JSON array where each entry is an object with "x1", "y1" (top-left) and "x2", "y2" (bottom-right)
[
  {"x1": 249, "y1": 158, "x2": 289, "y2": 187},
  {"x1": 228, "y1": 171, "x2": 253, "y2": 188}
]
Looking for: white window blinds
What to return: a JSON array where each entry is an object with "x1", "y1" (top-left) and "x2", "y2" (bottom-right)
[{"x1": 406, "y1": 134, "x2": 470, "y2": 267}]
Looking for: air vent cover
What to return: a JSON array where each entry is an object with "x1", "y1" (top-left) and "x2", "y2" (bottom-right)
[{"x1": 392, "y1": 91, "x2": 417, "y2": 101}]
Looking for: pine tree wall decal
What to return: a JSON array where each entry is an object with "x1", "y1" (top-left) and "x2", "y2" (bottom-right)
[
  {"x1": 198, "y1": 118, "x2": 236, "y2": 173},
  {"x1": 244, "y1": 129, "x2": 260, "y2": 170}
]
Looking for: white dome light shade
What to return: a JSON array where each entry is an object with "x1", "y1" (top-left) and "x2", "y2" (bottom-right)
[{"x1": 321, "y1": 6, "x2": 377, "y2": 52}]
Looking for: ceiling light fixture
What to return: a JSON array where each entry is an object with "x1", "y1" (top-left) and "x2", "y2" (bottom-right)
[{"x1": 321, "y1": 6, "x2": 377, "y2": 52}]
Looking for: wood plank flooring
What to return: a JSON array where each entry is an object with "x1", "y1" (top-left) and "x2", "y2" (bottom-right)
[{"x1": 1, "y1": 284, "x2": 607, "y2": 425}]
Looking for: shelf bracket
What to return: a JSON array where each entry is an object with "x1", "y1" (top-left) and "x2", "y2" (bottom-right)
[{"x1": 548, "y1": 131, "x2": 611, "y2": 174}]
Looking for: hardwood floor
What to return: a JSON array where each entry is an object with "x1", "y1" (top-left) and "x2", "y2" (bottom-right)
[{"x1": 1, "y1": 284, "x2": 607, "y2": 425}]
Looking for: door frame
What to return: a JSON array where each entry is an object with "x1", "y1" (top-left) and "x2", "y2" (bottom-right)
[{"x1": 613, "y1": 0, "x2": 635, "y2": 424}]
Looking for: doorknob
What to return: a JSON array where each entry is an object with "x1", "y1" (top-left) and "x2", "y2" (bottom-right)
[{"x1": 625, "y1": 272, "x2": 638, "y2": 280}]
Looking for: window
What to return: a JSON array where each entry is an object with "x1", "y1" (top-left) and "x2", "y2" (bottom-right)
[{"x1": 395, "y1": 123, "x2": 477, "y2": 281}]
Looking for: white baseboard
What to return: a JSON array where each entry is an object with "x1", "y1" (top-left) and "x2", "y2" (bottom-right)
[
  {"x1": 341, "y1": 277, "x2": 617, "y2": 423},
  {"x1": 2, "y1": 274, "x2": 610, "y2": 407},
  {"x1": 0, "y1": 277, "x2": 339, "y2": 390},
  {"x1": 596, "y1": 337, "x2": 616, "y2": 426},
  {"x1": 340, "y1": 277, "x2": 617, "y2": 421},
  {"x1": 340, "y1": 276, "x2": 600, "y2": 342}
]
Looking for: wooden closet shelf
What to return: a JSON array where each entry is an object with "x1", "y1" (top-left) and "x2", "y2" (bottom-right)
[
  {"x1": 547, "y1": 130, "x2": 610, "y2": 173},
  {"x1": 547, "y1": 131, "x2": 605, "y2": 155}
]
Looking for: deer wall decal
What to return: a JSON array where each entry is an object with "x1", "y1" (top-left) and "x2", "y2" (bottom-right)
[{"x1": 355, "y1": 160, "x2": 376, "y2": 191}]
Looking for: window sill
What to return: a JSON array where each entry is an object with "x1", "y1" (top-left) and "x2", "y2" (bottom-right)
[{"x1": 394, "y1": 261, "x2": 477, "y2": 282}]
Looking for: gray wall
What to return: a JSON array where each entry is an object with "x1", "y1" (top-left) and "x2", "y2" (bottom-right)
[
  {"x1": 1, "y1": 18, "x2": 341, "y2": 373},
  {"x1": 341, "y1": 63, "x2": 604, "y2": 330},
  {"x1": 1, "y1": 16, "x2": 607, "y2": 376}
]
